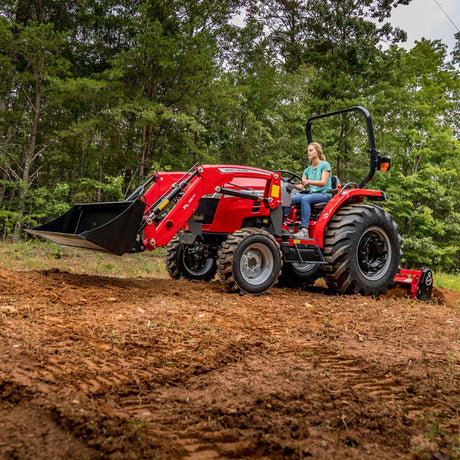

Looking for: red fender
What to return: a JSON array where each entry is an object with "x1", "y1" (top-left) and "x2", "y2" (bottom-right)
[{"x1": 311, "y1": 188, "x2": 386, "y2": 247}]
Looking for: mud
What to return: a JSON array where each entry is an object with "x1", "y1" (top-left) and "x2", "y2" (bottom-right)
[{"x1": 0, "y1": 267, "x2": 459, "y2": 459}]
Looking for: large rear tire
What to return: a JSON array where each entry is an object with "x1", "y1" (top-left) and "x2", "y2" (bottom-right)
[
  {"x1": 217, "y1": 228, "x2": 282, "y2": 295},
  {"x1": 165, "y1": 236, "x2": 217, "y2": 281},
  {"x1": 322, "y1": 204, "x2": 402, "y2": 296}
]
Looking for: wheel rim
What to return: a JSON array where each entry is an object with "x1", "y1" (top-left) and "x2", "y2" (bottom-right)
[
  {"x1": 357, "y1": 226, "x2": 392, "y2": 281},
  {"x1": 239, "y1": 243, "x2": 274, "y2": 286},
  {"x1": 182, "y1": 246, "x2": 214, "y2": 276},
  {"x1": 292, "y1": 262, "x2": 316, "y2": 273}
]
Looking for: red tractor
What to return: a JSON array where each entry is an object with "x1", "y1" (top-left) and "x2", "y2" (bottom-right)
[{"x1": 28, "y1": 106, "x2": 430, "y2": 299}]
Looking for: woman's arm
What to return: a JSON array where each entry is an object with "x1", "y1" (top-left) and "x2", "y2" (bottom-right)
[{"x1": 304, "y1": 170, "x2": 330, "y2": 187}]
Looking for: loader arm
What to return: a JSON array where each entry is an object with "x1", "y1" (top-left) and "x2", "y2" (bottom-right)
[{"x1": 142, "y1": 165, "x2": 282, "y2": 250}]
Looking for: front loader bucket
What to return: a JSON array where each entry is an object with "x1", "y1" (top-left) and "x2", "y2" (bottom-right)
[{"x1": 26, "y1": 200, "x2": 146, "y2": 256}]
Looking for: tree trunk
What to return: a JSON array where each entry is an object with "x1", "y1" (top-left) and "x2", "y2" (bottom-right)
[
  {"x1": 140, "y1": 86, "x2": 156, "y2": 182},
  {"x1": 0, "y1": 169, "x2": 6, "y2": 209},
  {"x1": 140, "y1": 125, "x2": 147, "y2": 181},
  {"x1": 336, "y1": 123, "x2": 347, "y2": 179},
  {"x1": 97, "y1": 125, "x2": 106, "y2": 203},
  {"x1": 412, "y1": 155, "x2": 421, "y2": 175},
  {"x1": 12, "y1": 79, "x2": 41, "y2": 242},
  {"x1": 145, "y1": 124, "x2": 153, "y2": 177}
]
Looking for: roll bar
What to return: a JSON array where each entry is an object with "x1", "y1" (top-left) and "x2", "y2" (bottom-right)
[{"x1": 305, "y1": 106, "x2": 387, "y2": 188}]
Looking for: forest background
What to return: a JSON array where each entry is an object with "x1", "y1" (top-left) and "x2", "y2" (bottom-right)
[{"x1": 0, "y1": 0, "x2": 459, "y2": 272}]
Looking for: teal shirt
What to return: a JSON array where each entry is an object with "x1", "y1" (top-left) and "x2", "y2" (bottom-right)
[{"x1": 302, "y1": 161, "x2": 332, "y2": 195}]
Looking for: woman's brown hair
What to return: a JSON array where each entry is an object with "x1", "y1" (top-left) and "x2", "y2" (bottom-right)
[{"x1": 308, "y1": 142, "x2": 326, "y2": 161}]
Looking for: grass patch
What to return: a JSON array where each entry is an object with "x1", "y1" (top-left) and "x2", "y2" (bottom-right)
[
  {"x1": 2, "y1": 240, "x2": 460, "y2": 292},
  {"x1": 434, "y1": 272, "x2": 460, "y2": 292},
  {"x1": 0, "y1": 239, "x2": 167, "y2": 278}
]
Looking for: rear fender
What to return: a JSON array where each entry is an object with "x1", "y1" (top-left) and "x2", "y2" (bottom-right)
[{"x1": 311, "y1": 189, "x2": 387, "y2": 247}]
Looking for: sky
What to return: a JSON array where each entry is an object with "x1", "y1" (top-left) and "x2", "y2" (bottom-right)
[{"x1": 390, "y1": 0, "x2": 459, "y2": 54}]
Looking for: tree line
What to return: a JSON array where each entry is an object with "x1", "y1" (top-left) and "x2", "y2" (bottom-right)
[{"x1": 1, "y1": 0, "x2": 459, "y2": 271}]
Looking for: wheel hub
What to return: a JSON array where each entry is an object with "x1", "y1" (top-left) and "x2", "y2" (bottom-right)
[
  {"x1": 243, "y1": 250, "x2": 263, "y2": 276},
  {"x1": 240, "y1": 243, "x2": 274, "y2": 285},
  {"x1": 183, "y1": 243, "x2": 213, "y2": 275},
  {"x1": 357, "y1": 227, "x2": 391, "y2": 281}
]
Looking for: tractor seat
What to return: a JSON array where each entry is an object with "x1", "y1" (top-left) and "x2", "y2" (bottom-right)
[
  {"x1": 328, "y1": 175, "x2": 341, "y2": 195},
  {"x1": 312, "y1": 201, "x2": 327, "y2": 212}
]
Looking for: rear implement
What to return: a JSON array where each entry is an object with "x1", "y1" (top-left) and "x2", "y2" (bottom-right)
[{"x1": 394, "y1": 268, "x2": 433, "y2": 301}]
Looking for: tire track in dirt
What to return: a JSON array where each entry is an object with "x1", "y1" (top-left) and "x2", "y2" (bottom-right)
[
  {"x1": 114, "y1": 338, "x2": 459, "y2": 459},
  {"x1": 0, "y1": 267, "x2": 459, "y2": 459},
  {"x1": 108, "y1": 348, "x2": 402, "y2": 457}
]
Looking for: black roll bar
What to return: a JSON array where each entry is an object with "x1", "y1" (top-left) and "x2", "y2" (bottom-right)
[{"x1": 305, "y1": 106, "x2": 379, "y2": 188}]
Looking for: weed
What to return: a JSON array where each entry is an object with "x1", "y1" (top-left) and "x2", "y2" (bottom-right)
[
  {"x1": 132, "y1": 419, "x2": 147, "y2": 430},
  {"x1": 279, "y1": 367, "x2": 292, "y2": 378},
  {"x1": 417, "y1": 409, "x2": 460, "y2": 455},
  {"x1": 302, "y1": 349, "x2": 314, "y2": 358},
  {"x1": 426, "y1": 416, "x2": 443, "y2": 440}
]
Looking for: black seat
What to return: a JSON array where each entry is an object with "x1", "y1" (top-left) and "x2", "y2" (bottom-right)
[
  {"x1": 329, "y1": 175, "x2": 341, "y2": 194},
  {"x1": 312, "y1": 201, "x2": 327, "y2": 213}
]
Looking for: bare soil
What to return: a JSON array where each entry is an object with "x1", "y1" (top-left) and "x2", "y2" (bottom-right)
[{"x1": 0, "y1": 267, "x2": 459, "y2": 459}]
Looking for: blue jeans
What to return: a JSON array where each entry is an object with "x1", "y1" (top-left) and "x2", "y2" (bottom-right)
[{"x1": 291, "y1": 192, "x2": 330, "y2": 228}]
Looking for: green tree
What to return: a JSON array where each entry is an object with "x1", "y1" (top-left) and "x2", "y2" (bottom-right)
[
  {"x1": 103, "y1": 0, "x2": 244, "y2": 177},
  {"x1": 0, "y1": 19, "x2": 70, "y2": 241},
  {"x1": 371, "y1": 41, "x2": 460, "y2": 270}
]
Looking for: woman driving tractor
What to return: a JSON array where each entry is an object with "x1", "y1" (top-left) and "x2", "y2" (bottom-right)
[{"x1": 291, "y1": 142, "x2": 332, "y2": 239}]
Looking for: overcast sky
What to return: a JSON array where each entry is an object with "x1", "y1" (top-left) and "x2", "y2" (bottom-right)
[{"x1": 390, "y1": 0, "x2": 459, "y2": 54}]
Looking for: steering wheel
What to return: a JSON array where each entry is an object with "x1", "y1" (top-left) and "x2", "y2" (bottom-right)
[{"x1": 276, "y1": 170, "x2": 302, "y2": 185}]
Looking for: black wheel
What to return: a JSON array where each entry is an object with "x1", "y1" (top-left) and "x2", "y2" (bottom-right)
[
  {"x1": 278, "y1": 261, "x2": 320, "y2": 287},
  {"x1": 217, "y1": 228, "x2": 282, "y2": 295},
  {"x1": 322, "y1": 204, "x2": 402, "y2": 296},
  {"x1": 165, "y1": 236, "x2": 217, "y2": 281}
]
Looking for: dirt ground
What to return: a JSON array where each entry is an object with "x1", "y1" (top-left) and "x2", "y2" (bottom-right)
[{"x1": 0, "y1": 267, "x2": 459, "y2": 460}]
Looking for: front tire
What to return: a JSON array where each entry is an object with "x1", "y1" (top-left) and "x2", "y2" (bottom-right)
[
  {"x1": 217, "y1": 228, "x2": 282, "y2": 295},
  {"x1": 165, "y1": 236, "x2": 217, "y2": 281},
  {"x1": 322, "y1": 204, "x2": 402, "y2": 296}
]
